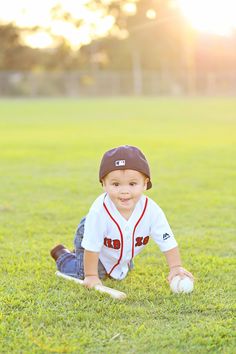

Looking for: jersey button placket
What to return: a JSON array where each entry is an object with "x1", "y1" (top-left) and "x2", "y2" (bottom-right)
[{"x1": 124, "y1": 225, "x2": 132, "y2": 261}]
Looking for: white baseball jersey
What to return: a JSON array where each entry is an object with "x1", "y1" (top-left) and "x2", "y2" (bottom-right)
[{"x1": 81, "y1": 193, "x2": 177, "y2": 280}]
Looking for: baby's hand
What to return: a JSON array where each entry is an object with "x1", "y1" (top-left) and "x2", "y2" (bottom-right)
[
  {"x1": 167, "y1": 266, "x2": 194, "y2": 284},
  {"x1": 83, "y1": 275, "x2": 102, "y2": 288}
]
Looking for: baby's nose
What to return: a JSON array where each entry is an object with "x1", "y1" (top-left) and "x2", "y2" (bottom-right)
[{"x1": 120, "y1": 188, "x2": 129, "y2": 194}]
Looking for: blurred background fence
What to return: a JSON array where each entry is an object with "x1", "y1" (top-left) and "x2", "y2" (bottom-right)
[{"x1": 1, "y1": 70, "x2": 236, "y2": 97}]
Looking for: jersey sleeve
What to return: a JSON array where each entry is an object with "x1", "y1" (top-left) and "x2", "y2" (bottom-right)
[
  {"x1": 81, "y1": 209, "x2": 105, "y2": 252},
  {"x1": 150, "y1": 202, "x2": 178, "y2": 252}
]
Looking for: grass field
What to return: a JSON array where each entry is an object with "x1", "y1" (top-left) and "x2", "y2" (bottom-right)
[{"x1": 0, "y1": 97, "x2": 235, "y2": 353}]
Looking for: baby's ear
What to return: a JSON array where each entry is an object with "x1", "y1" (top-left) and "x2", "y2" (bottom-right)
[{"x1": 144, "y1": 178, "x2": 149, "y2": 190}]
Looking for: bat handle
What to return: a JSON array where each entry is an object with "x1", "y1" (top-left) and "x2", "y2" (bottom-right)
[{"x1": 55, "y1": 271, "x2": 127, "y2": 300}]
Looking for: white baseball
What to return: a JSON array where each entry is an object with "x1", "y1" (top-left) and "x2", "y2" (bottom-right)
[{"x1": 170, "y1": 275, "x2": 194, "y2": 293}]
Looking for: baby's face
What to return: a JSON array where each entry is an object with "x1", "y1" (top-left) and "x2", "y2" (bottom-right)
[{"x1": 102, "y1": 169, "x2": 149, "y2": 216}]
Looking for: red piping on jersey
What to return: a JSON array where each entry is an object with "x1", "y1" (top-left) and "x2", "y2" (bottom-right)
[
  {"x1": 131, "y1": 197, "x2": 148, "y2": 258},
  {"x1": 103, "y1": 201, "x2": 124, "y2": 276}
]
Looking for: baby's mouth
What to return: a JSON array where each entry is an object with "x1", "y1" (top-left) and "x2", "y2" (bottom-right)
[{"x1": 120, "y1": 198, "x2": 131, "y2": 202}]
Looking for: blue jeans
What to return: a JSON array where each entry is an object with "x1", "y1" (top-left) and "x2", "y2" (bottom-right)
[{"x1": 56, "y1": 217, "x2": 107, "y2": 280}]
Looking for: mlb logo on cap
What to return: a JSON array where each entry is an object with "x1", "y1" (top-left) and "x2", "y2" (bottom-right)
[{"x1": 115, "y1": 160, "x2": 126, "y2": 167}]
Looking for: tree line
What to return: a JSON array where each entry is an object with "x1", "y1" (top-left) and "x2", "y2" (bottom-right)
[{"x1": 0, "y1": 0, "x2": 236, "y2": 74}]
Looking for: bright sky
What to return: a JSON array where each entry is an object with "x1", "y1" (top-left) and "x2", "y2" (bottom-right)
[
  {"x1": 0, "y1": 0, "x2": 235, "y2": 48},
  {"x1": 177, "y1": 0, "x2": 236, "y2": 36}
]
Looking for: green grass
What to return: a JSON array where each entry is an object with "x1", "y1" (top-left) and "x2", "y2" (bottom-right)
[{"x1": 0, "y1": 97, "x2": 235, "y2": 353}]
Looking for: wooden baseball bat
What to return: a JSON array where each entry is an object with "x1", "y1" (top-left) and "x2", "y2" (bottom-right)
[{"x1": 55, "y1": 271, "x2": 127, "y2": 300}]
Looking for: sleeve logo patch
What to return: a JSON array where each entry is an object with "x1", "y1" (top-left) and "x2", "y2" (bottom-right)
[
  {"x1": 115, "y1": 160, "x2": 126, "y2": 167},
  {"x1": 163, "y1": 233, "x2": 171, "y2": 240}
]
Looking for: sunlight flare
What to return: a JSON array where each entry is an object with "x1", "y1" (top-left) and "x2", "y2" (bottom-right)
[{"x1": 176, "y1": 0, "x2": 236, "y2": 36}]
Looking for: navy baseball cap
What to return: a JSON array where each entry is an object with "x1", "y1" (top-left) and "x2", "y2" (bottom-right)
[{"x1": 99, "y1": 145, "x2": 152, "y2": 189}]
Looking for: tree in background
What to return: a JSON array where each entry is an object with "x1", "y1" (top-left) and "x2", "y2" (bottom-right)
[
  {"x1": 81, "y1": 0, "x2": 192, "y2": 93},
  {"x1": 84, "y1": 0, "x2": 236, "y2": 93},
  {"x1": 0, "y1": 0, "x2": 235, "y2": 76},
  {"x1": 0, "y1": 24, "x2": 38, "y2": 70},
  {"x1": 0, "y1": 23, "x2": 89, "y2": 71}
]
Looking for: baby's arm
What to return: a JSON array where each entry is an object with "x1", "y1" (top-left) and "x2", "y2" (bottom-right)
[
  {"x1": 164, "y1": 247, "x2": 194, "y2": 283},
  {"x1": 83, "y1": 250, "x2": 103, "y2": 288}
]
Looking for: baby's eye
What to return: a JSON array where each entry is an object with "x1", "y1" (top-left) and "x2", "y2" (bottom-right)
[
  {"x1": 112, "y1": 182, "x2": 119, "y2": 187},
  {"x1": 130, "y1": 182, "x2": 137, "y2": 186}
]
